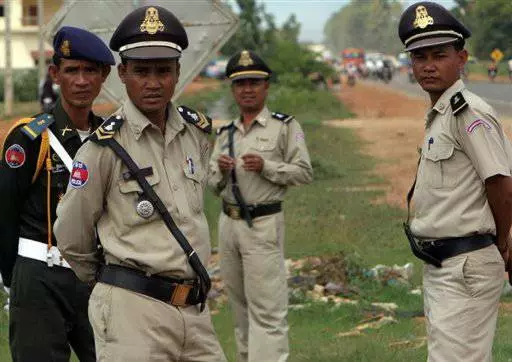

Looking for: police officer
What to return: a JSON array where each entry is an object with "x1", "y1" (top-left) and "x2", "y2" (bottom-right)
[
  {"x1": 399, "y1": 2, "x2": 512, "y2": 361},
  {"x1": 208, "y1": 50, "x2": 313, "y2": 362},
  {"x1": 53, "y1": 6, "x2": 226, "y2": 361},
  {"x1": 0, "y1": 26, "x2": 114, "y2": 361}
]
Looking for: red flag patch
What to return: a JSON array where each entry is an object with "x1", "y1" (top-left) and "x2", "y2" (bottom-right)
[
  {"x1": 5, "y1": 144, "x2": 26, "y2": 168},
  {"x1": 70, "y1": 161, "x2": 89, "y2": 188}
]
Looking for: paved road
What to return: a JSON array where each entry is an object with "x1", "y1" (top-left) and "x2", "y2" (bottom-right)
[{"x1": 383, "y1": 73, "x2": 512, "y2": 117}]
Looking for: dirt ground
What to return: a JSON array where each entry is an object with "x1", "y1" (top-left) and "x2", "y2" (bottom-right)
[
  {"x1": 327, "y1": 81, "x2": 512, "y2": 209},
  {"x1": 326, "y1": 82, "x2": 429, "y2": 208}
]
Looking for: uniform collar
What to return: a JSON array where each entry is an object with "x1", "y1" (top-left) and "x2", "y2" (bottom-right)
[
  {"x1": 52, "y1": 98, "x2": 101, "y2": 143},
  {"x1": 234, "y1": 106, "x2": 270, "y2": 131},
  {"x1": 123, "y1": 98, "x2": 185, "y2": 141},
  {"x1": 432, "y1": 79, "x2": 465, "y2": 115}
]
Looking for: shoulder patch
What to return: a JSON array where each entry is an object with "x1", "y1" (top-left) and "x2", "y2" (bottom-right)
[
  {"x1": 89, "y1": 115, "x2": 124, "y2": 145},
  {"x1": 20, "y1": 113, "x2": 55, "y2": 140},
  {"x1": 216, "y1": 122, "x2": 234, "y2": 136},
  {"x1": 271, "y1": 112, "x2": 294, "y2": 124},
  {"x1": 178, "y1": 105, "x2": 212, "y2": 134},
  {"x1": 450, "y1": 92, "x2": 468, "y2": 116}
]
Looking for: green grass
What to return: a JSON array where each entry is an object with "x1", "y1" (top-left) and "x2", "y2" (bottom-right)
[
  {"x1": 208, "y1": 121, "x2": 512, "y2": 361},
  {"x1": 2, "y1": 86, "x2": 512, "y2": 361}
]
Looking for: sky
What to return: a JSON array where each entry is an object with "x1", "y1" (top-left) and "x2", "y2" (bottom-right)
[{"x1": 230, "y1": 0, "x2": 457, "y2": 43}]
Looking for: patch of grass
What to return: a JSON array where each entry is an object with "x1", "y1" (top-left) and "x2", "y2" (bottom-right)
[
  {"x1": 209, "y1": 122, "x2": 512, "y2": 361},
  {"x1": 267, "y1": 85, "x2": 354, "y2": 124},
  {"x1": 177, "y1": 86, "x2": 229, "y2": 115}
]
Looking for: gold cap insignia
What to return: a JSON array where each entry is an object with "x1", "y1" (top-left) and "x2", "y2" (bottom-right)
[
  {"x1": 60, "y1": 40, "x2": 71, "y2": 57},
  {"x1": 140, "y1": 7, "x2": 165, "y2": 35},
  {"x1": 238, "y1": 50, "x2": 254, "y2": 67},
  {"x1": 413, "y1": 5, "x2": 434, "y2": 29}
]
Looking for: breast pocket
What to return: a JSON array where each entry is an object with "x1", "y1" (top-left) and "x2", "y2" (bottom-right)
[
  {"x1": 423, "y1": 143, "x2": 456, "y2": 189},
  {"x1": 118, "y1": 169, "x2": 160, "y2": 225},
  {"x1": 183, "y1": 158, "x2": 205, "y2": 214},
  {"x1": 250, "y1": 137, "x2": 277, "y2": 155}
]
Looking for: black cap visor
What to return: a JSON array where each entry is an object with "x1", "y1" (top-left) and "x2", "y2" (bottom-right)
[
  {"x1": 405, "y1": 36, "x2": 460, "y2": 52},
  {"x1": 120, "y1": 46, "x2": 181, "y2": 60}
]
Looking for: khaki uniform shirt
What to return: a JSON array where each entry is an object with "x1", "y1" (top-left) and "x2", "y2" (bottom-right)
[
  {"x1": 54, "y1": 99, "x2": 211, "y2": 284},
  {"x1": 208, "y1": 106, "x2": 313, "y2": 204},
  {"x1": 411, "y1": 79, "x2": 512, "y2": 238}
]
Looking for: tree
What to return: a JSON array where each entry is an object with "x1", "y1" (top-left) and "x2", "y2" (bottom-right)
[
  {"x1": 323, "y1": 0, "x2": 403, "y2": 55},
  {"x1": 451, "y1": 0, "x2": 512, "y2": 60},
  {"x1": 220, "y1": 0, "x2": 333, "y2": 88}
]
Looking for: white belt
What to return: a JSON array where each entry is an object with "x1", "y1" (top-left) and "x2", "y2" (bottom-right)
[{"x1": 18, "y1": 238, "x2": 71, "y2": 269}]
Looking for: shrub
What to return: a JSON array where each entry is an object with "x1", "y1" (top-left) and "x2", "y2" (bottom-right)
[{"x1": 0, "y1": 68, "x2": 40, "y2": 102}]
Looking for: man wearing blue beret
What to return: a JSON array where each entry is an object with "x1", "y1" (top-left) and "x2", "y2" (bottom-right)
[{"x1": 0, "y1": 26, "x2": 114, "y2": 361}]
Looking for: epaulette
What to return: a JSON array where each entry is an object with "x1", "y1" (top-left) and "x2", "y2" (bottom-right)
[
  {"x1": 450, "y1": 92, "x2": 468, "y2": 116},
  {"x1": 178, "y1": 105, "x2": 212, "y2": 134},
  {"x1": 89, "y1": 115, "x2": 124, "y2": 145},
  {"x1": 216, "y1": 122, "x2": 234, "y2": 136},
  {"x1": 271, "y1": 112, "x2": 294, "y2": 124},
  {"x1": 20, "y1": 113, "x2": 55, "y2": 140}
]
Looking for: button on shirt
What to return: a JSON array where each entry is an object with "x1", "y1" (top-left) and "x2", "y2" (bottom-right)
[
  {"x1": 208, "y1": 107, "x2": 313, "y2": 204},
  {"x1": 411, "y1": 80, "x2": 512, "y2": 238},
  {"x1": 54, "y1": 99, "x2": 211, "y2": 284}
]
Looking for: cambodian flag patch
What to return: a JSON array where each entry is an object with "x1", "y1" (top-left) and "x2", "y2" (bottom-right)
[
  {"x1": 5, "y1": 144, "x2": 26, "y2": 168},
  {"x1": 70, "y1": 161, "x2": 89, "y2": 188},
  {"x1": 466, "y1": 119, "x2": 492, "y2": 134}
]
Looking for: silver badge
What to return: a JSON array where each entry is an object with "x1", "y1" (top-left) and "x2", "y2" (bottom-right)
[{"x1": 136, "y1": 200, "x2": 154, "y2": 218}]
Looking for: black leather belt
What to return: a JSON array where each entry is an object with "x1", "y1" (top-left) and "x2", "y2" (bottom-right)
[
  {"x1": 419, "y1": 234, "x2": 495, "y2": 262},
  {"x1": 223, "y1": 201, "x2": 282, "y2": 220},
  {"x1": 98, "y1": 264, "x2": 200, "y2": 307}
]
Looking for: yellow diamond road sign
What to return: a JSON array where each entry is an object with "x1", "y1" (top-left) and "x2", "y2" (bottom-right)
[{"x1": 491, "y1": 48, "x2": 504, "y2": 62}]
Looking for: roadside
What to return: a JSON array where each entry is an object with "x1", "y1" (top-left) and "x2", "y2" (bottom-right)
[
  {"x1": 328, "y1": 80, "x2": 512, "y2": 209},
  {"x1": 326, "y1": 81, "x2": 427, "y2": 208}
]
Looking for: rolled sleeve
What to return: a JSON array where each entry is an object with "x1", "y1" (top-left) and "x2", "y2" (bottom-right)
[
  {"x1": 207, "y1": 132, "x2": 229, "y2": 195},
  {"x1": 54, "y1": 141, "x2": 113, "y2": 283}
]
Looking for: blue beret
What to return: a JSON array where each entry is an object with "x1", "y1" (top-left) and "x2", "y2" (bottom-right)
[
  {"x1": 398, "y1": 2, "x2": 471, "y2": 52},
  {"x1": 53, "y1": 26, "x2": 115, "y2": 65}
]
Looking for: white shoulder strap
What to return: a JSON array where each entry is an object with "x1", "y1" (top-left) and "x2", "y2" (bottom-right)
[{"x1": 47, "y1": 129, "x2": 73, "y2": 172}]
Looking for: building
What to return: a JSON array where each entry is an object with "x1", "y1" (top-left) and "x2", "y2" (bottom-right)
[{"x1": 0, "y1": 0, "x2": 64, "y2": 69}]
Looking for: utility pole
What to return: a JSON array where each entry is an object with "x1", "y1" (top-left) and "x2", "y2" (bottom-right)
[
  {"x1": 4, "y1": 0, "x2": 13, "y2": 117},
  {"x1": 38, "y1": 0, "x2": 45, "y2": 85}
]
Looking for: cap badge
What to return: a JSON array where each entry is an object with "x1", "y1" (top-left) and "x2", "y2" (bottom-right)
[
  {"x1": 140, "y1": 7, "x2": 165, "y2": 35},
  {"x1": 413, "y1": 5, "x2": 434, "y2": 29},
  {"x1": 60, "y1": 40, "x2": 71, "y2": 57},
  {"x1": 238, "y1": 50, "x2": 254, "y2": 67}
]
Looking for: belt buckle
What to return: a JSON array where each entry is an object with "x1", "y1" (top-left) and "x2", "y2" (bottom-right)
[
  {"x1": 170, "y1": 284, "x2": 193, "y2": 307},
  {"x1": 228, "y1": 205, "x2": 241, "y2": 219}
]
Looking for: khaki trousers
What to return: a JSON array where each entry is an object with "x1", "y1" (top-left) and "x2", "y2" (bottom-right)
[
  {"x1": 423, "y1": 244, "x2": 504, "y2": 362},
  {"x1": 88, "y1": 282, "x2": 226, "y2": 362},
  {"x1": 219, "y1": 211, "x2": 289, "y2": 362}
]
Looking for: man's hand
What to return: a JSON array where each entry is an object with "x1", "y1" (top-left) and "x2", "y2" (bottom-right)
[
  {"x1": 218, "y1": 155, "x2": 236, "y2": 174},
  {"x1": 241, "y1": 153, "x2": 264, "y2": 173},
  {"x1": 497, "y1": 234, "x2": 512, "y2": 270}
]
